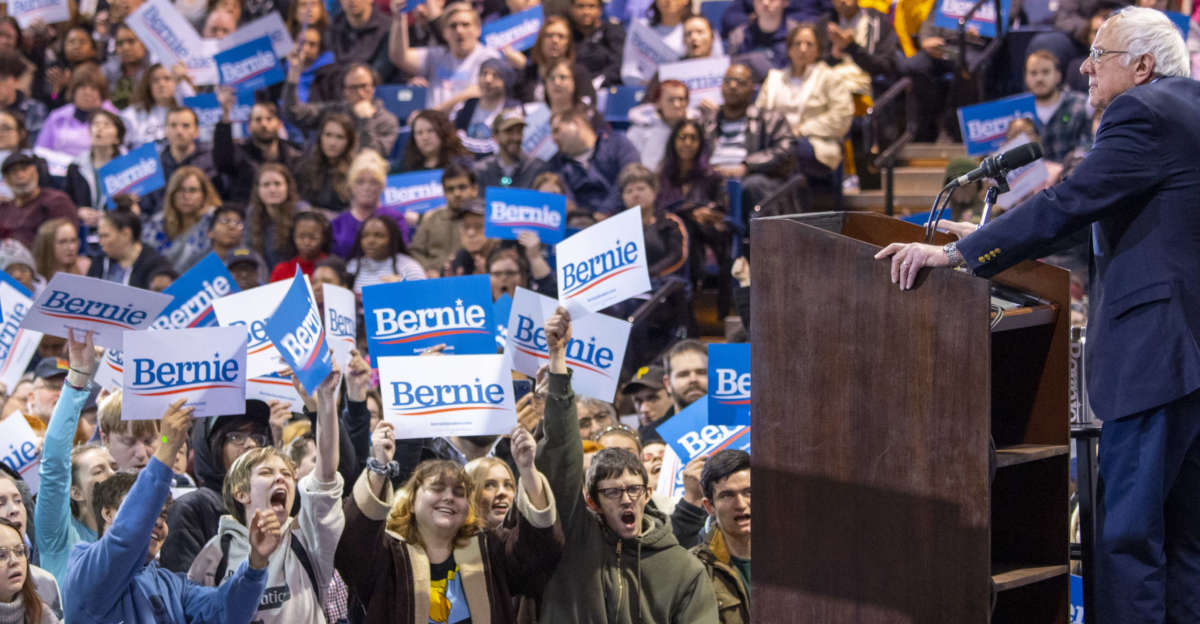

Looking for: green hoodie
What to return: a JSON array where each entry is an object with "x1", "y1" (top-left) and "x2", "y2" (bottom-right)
[{"x1": 535, "y1": 373, "x2": 719, "y2": 624}]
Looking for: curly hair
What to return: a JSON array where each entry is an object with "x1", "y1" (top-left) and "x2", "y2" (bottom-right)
[
  {"x1": 402, "y1": 109, "x2": 467, "y2": 172},
  {"x1": 248, "y1": 163, "x2": 301, "y2": 259},
  {"x1": 386, "y1": 460, "x2": 481, "y2": 549}
]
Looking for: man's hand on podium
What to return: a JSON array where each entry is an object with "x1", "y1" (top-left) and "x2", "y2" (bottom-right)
[{"x1": 874, "y1": 242, "x2": 951, "y2": 291}]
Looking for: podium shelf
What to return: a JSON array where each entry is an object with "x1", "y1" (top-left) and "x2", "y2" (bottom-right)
[
  {"x1": 991, "y1": 304, "x2": 1058, "y2": 333},
  {"x1": 991, "y1": 564, "x2": 1069, "y2": 592},
  {"x1": 995, "y1": 444, "x2": 1070, "y2": 468}
]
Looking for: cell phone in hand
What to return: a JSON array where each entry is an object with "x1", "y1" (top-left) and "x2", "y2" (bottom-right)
[{"x1": 513, "y1": 379, "x2": 533, "y2": 403}]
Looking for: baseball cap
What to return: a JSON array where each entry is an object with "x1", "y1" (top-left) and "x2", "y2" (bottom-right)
[
  {"x1": 1, "y1": 152, "x2": 37, "y2": 175},
  {"x1": 621, "y1": 364, "x2": 665, "y2": 394},
  {"x1": 492, "y1": 108, "x2": 526, "y2": 135},
  {"x1": 34, "y1": 357, "x2": 70, "y2": 379}
]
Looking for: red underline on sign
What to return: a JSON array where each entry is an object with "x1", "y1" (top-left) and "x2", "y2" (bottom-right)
[
  {"x1": 41, "y1": 311, "x2": 136, "y2": 329},
  {"x1": 135, "y1": 384, "x2": 240, "y2": 396},
  {"x1": 381, "y1": 328, "x2": 489, "y2": 344},
  {"x1": 563, "y1": 265, "x2": 640, "y2": 298},
  {"x1": 394, "y1": 406, "x2": 508, "y2": 416}
]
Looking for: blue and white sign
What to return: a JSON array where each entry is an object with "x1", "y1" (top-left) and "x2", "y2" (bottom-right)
[
  {"x1": 377, "y1": 353, "x2": 516, "y2": 438},
  {"x1": 128, "y1": 0, "x2": 218, "y2": 85},
  {"x1": 0, "y1": 280, "x2": 42, "y2": 395},
  {"x1": 492, "y1": 293, "x2": 512, "y2": 350},
  {"x1": 382, "y1": 169, "x2": 445, "y2": 215},
  {"x1": 521, "y1": 103, "x2": 556, "y2": 161},
  {"x1": 620, "y1": 20, "x2": 681, "y2": 85},
  {"x1": 1070, "y1": 574, "x2": 1083, "y2": 623},
  {"x1": 555, "y1": 206, "x2": 651, "y2": 316},
  {"x1": 153, "y1": 253, "x2": 240, "y2": 330},
  {"x1": 601, "y1": 86, "x2": 645, "y2": 123},
  {"x1": 8, "y1": 0, "x2": 69, "y2": 28},
  {"x1": 376, "y1": 85, "x2": 428, "y2": 124},
  {"x1": 657, "y1": 56, "x2": 730, "y2": 109},
  {"x1": 219, "y1": 11, "x2": 295, "y2": 58},
  {"x1": 322, "y1": 283, "x2": 357, "y2": 369},
  {"x1": 0, "y1": 414, "x2": 41, "y2": 494},
  {"x1": 215, "y1": 36, "x2": 284, "y2": 91},
  {"x1": 94, "y1": 346, "x2": 125, "y2": 392},
  {"x1": 1164, "y1": 10, "x2": 1190, "y2": 36},
  {"x1": 122, "y1": 326, "x2": 247, "y2": 419},
  {"x1": 183, "y1": 92, "x2": 223, "y2": 128},
  {"x1": 398, "y1": 0, "x2": 425, "y2": 13},
  {"x1": 708, "y1": 343, "x2": 750, "y2": 426},
  {"x1": 932, "y1": 0, "x2": 1010, "y2": 38},
  {"x1": 247, "y1": 372, "x2": 304, "y2": 412},
  {"x1": 19, "y1": 273, "x2": 171, "y2": 350},
  {"x1": 99, "y1": 142, "x2": 166, "y2": 208},
  {"x1": 506, "y1": 287, "x2": 630, "y2": 401},
  {"x1": 265, "y1": 275, "x2": 332, "y2": 394},
  {"x1": 484, "y1": 187, "x2": 567, "y2": 244},
  {"x1": 212, "y1": 278, "x2": 296, "y2": 377},
  {"x1": 480, "y1": 6, "x2": 543, "y2": 52},
  {"x1": 654, "y1": 398, "x2": 750, "y2": 499},
  {"x1": 362, "y1": 275, "x2": 495, "y2": 357},
  {"x1": 957, "y1": 93, "x2": 1036, "y2": 156}
]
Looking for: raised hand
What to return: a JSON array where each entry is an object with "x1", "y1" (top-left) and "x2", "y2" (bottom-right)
[
  {"x1": 681, "y1": 454, "x2": 706, "y2": 506},
  {"x1": 267, "y1": 399, "x2": 292, "y2": 447},
  {"x1": 315, "y1": 367, "x2": 343, "y2": 407},
  {"x1": 285, "y1": 368, "x2": 318, "y2": 413},
  {"x1": 154, "y1": 398, "x2": 194, "y2": 466},
  {"x1": 371, "y1": 420, "x2": 395, "y2": 464},
  {"x1": 248, "y1": 509, "x2": 283, "y2": 569},
  {"x1": 345, "y1": 350, "x2": 371, "y2": 402},
  {"x1": 544, "y1": 307, "x2": 571, "y2": 374},
  {"x1": 66, "y1": 328, "x2": 98, "y2": 376},
  {"x1": 515, "y1": 392, "x2": 540, "y2": 432},
  {"x1": 511, "y1": 425, "x2": 536, "y2": 475}
]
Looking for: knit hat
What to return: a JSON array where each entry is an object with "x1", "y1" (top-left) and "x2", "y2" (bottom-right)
[{"x1": 944, "y1": 157, "x2": 979, "y2": 185}]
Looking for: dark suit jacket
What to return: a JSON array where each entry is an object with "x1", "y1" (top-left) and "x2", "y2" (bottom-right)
[
  {"x1": 959, "y1": 77, "x2": 1200, "y2": 420},
  {"x1": 86, "y1": 244, "x2": 174, "y2": 290}
]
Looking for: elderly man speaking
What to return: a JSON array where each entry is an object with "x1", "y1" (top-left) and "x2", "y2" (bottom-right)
[{"x1": 877, "y1": 8, "x2": 1200, "y2": 623}]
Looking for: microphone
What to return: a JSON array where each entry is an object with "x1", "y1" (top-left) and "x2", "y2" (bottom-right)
[{"x1": 951, "y1": 142, "x2": 1044, "y2": 187}]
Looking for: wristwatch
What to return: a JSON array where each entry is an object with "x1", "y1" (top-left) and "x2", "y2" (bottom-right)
[
  {"x1": 943, "y1": 242, "x2": 966, "y2": 268},
  {"x1": 365, "y1": 457, "x2": 400, "y2": 477}
]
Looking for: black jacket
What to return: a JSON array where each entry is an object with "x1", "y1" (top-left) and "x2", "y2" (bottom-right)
[
  {"x1": 572, "y1": 20, "x2": 625, "y2": 88},
  {"x1": 473, "y1": 153, "x2": 548, "y2": 190},
  {"x1": 213, "y1": 121, "x2": 304, "y2": 203},
  {"x1": 700, "y1": 106, "x2": 796, "y2": 179},
  {"x1": 820, "y1": 8, "x2": 899, "y2": 79},
  {"x1": 86, "y1": 244, "x2": 174, "y2": 290}
]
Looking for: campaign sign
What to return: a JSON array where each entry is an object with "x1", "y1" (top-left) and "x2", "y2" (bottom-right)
[
  {"x1": 215, "y1": 36, "x2": 284, "y2": 91},
  {"x1": 154, "y1": 253, "x2": 240, "y2": 330},
  {"x1": 376, "y1": 85, "x2": 428, "y2": 123},
  {"x1": 265, "y1": 276, "x2": 333, "y2": 394},
  {"x1": 481, "y1": 6, "x2": 543, "y2": 52},
  {"x1": 9, "y1": 0, "x2": 69, "y2": 27},
  {"x1": 219, "y1": 11, "x2": 295, "y2": 58},
  {"x1": 0, "y1": 415, "x2": 41, "y2": 494},
  {"x1": 247, "y1": 372, "x2": 304, "y2": 412},
  {"x1": 506, "y1": 287, "x2": 630, "y2": 401},
  {"x1": 654, "y1": 398, "x2": 750, "y2": 499},
  {"x1": 20, "y1": 274, "x2": 171, "y2": 350},
  {"x1": 382, "y1": 170, "x2": 445, "y2": 215},
  {"x1": 122, "y1": 326, "x2": 248, "y2": 419},
  {"x1": 182, "y1": 93, "x2": 222, "y2": 128},
  {"x1": 129, "y1": 0, "x2": 218, "y2": 85},
  {"x1": 212, "y1": 279, "x2": 295, "y2": 377},
  {"x1": 362, "y1": 275, "x2": 495, "y2": 357},
  {"x1": 377, "y1": 353, "x2": 516, "y2": 438},
  {"x1": 99, "y1": 142, "x2": 166, "y2": 208},
  {"x1": 932, "y1": 0, "x2": 1010, "y2": 38},
  {"x1": 0, "y1": 281, "x2": 43, "y2": 394},
  {"x1": 1165, "y1": 10, "x2": 1190, "y2": 37},
  {"x1": 93, "y1": 347, "x2": 125, "y2": 392},
  {"x1": 323, "y1": 283, "x2": 357, "y2": 369},
  {"x1": 484, "y1": 187, "x2": 567, "y2": 244},
  {"x1": 620, "y1": 20, "x2": 680, "y2": 85},
  {"x1": 492, "y1": 293, "x2": 512, "y2": 350},
  {"x1": 707, "y1": 343, "x2": 750, "y2": 426},
  {"x1": 657, "y1": 56, "x2": 730, "y2": 109},
  {"x1": 602, "y1": 86, "x2": 645, "y2": 123},
  {"x1": 556, "y1": 206, "x2": 651, "y2": 316},
  {"x1": 521, "y1": 103, "x2": 557, "y2": 161},
  {"x1": 957, "y1": 93, "x2": 1035, "y2": 156},
  {"x1": 994, "y1": 134, "x2": 1049, "y2": 210}
]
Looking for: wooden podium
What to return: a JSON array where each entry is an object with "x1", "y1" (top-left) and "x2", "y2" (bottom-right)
[{"x1": 750, "y1": 212, "x2": 1070, "y2": 623}]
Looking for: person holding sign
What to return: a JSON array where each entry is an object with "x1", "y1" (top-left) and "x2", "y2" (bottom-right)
[
  {"x1": 142, "y1": 166, "x2": 222, "y2": 272},
  {"x1": 283, "y1": 61, "x2": 400, "y2": 158},
  {"x1": 334, "y1": 422, "x2": 561, "y2": 623},
  {"x1": 387, "y1": 0, "x2": 501, "y2": 111},
  {"x1": 65, "y1": 110, "x2": 126, "y2": 213},
  {"x1": 187, "y1": 368, "x2": 345, "y2": 624},
  {"x1": 213, "y1": 96, "x2": 303, "y2": 203},
  {"x1": 535, "y1": 307, "x2": 718, "y2": 624},
  {"x1": 65, "y1": 399, "x2": 284, "y2": 624}
]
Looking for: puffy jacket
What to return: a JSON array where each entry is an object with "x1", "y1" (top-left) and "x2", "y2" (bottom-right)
[{"x1": 691, "y1": 529, "x2": 750, "y2": 624}]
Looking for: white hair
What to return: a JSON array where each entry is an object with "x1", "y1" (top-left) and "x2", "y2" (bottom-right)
[{"x1": 1101, "y1": 7, "x2": 1190, "y2": 77}]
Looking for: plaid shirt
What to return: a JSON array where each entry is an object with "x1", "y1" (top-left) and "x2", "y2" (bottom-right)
[
  {"x1": 1039, "y1": 89, "x2": 1093, "y2": 163},
  {"x1": 325, "y1": 570, "x2": 350, "y2": 623}
]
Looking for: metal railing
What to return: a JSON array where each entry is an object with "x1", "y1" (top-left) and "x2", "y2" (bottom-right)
[
  {"x1": 958, "y1": 0, "x2": 1009, "y2": 99},
  {"x1": 864, "y1": 77, "x2": 917, "y2": 216}
]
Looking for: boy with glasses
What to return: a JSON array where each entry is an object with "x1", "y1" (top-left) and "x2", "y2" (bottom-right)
[{"x1": 536, "y1": 307, "x2": 719, "y2": 623}]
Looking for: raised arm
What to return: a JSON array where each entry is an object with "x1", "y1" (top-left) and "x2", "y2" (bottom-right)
[
  {"x1": 388, "y1": 0, "x2": 424, "y2": 76},
  {"x1": 313, "y1": 367, "x2": 343, "y2": 483},
  {"x1": 533, "y1": 307, "x2": 584, "y2": 530}
]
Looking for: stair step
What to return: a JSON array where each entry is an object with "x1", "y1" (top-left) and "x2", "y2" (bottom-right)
[
  {"x1": 892, "y1": 166, "x2": 947, "y2": 194},
  {"x1": 843, "y1": 189, "x2": 938, "y2": 212},
  {"x1": 899, "y1": 142, "x2": 967, "y2": 161}
]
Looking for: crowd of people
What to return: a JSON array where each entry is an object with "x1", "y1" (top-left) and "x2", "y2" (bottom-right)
[{"x1": 0, "y1": 0, "x2": 1183, "y2": 620}]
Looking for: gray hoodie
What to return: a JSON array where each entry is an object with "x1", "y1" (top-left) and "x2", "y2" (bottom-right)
[{"x1": 186, "y1": 472, "x2": 344, "y2": 623}]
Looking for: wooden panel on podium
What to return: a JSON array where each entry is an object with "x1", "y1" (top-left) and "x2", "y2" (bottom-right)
[{"x1": 751, "y1": 212, "x2": 1069, "y2": 623}]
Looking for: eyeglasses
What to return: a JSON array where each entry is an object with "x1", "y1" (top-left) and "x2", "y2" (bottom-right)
[
  {"x1": 596, "y1": 484, "x2": 646, "y2": 501},
  {"x1": 216, "y1": 218, "x2": 244, "y2": 228},
  {"x1": 0, "y1": 545, "x2": 27, "y2": 563},
  {"x1": 1088, "y1": 46, "x2": 1128, "y2": 64},
  {"x1": 224, "y1": 431, "x2": 270, "y2": 448}
]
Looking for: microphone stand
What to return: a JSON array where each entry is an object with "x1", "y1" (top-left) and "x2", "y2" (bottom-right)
[{"x1": 978, "y1": 175, "x2": 1010, "y2": 228}]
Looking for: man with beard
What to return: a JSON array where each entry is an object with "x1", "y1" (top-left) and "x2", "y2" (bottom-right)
[
  {"x1": 1025, "y1": 49, "x2": 1092, "y2": 162},
  {"x1": 693, "y1": 449, "x2": 751, "y2": 624},
  {"x1": 474, "y1": 109, "x2": 547, "y2": 189},
  {"x1": 388, "y1": 1, "x2": 501, "y2": 111},
  {"x1": 213, "y1": 96, "x2": 302, "y2": 202},
  {"x1": 661, "y1": 339, "x2": 709, "y2": 417}
]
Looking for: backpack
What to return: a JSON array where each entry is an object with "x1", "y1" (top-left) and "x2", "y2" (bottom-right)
[{"x1": 213, "y1": 531, "x2": 319, "y2": 597}]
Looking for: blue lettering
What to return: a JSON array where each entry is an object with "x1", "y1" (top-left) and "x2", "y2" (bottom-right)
[
  {"x1": 562, "y1": 240, "x2": 639, "y2": 293},
  {"x1": 132, "y1": 353, "x2": 239, "y2": 387},
  {"x1": 41, "y1": 290, "x2": 147, "y2": 325},
  {"x1": 390, "y1": 378, "x2": 505, "y2": 409}
]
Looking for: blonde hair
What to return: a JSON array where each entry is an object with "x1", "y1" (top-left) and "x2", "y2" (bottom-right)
[
  {"x1": 223, "y1": 446, "x2": 295, "y2": 524},
  {"x1": 348, "y1": 149, "x2": 388, "y2": 189},
  {"x1": 281, "y1": 419, "x2": 311, "y2": 448},
  {"x1": 386, "y1": 460, "x2": 481, "y2": 548},
  {"x1": 98, "y1": 390, "x2": 159, "y2": 439},
  {"x1": 163, "y1": 166, "x2": 222, "y2": 240},
  {"x1": 464, "y1": 457, "x2": 514, "y2": 524}
]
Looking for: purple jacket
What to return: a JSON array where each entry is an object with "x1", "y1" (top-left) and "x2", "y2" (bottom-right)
[
  {"x1": 330, "y1": 206, "x2": 411, "y2": 259},
  {"x1": 34, "y1": 103, "x2": 120, "y2": 158}
]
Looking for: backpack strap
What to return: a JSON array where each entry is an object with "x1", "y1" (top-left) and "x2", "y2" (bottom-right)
[
  {"x1": 213, "y1": 532, "x2": 235, "y2": 582},
  {"x1": 290, "y1": 532, "x2": 320, "y2": 596}
]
